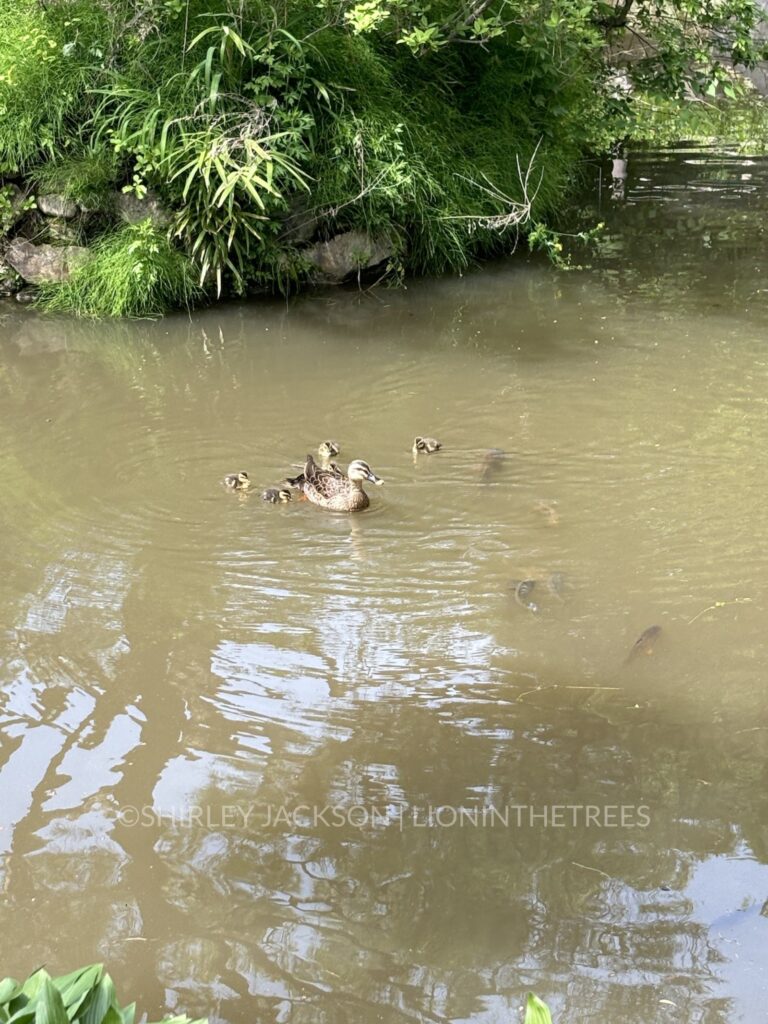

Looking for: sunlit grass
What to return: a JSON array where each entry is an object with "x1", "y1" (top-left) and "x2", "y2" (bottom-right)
[{"x1": 39, "y1": 221, "x2": 200, "y2": 318}]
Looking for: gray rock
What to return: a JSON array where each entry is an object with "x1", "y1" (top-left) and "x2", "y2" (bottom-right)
[
  {"x1": 115, "y1": 190, "x2": 170, "y2": 227},
  {"x1": 304, "y1": 230, "x2": 393, "y2": 283},
  {"x1": 15, "y1": 287, "x2": 38, "y2": 305},
  {"x1": 6, "y1": 238, "x2": 89, "y2": 284},
  {"x1": 46, "y1": 217, "x2": 81, "y2": 244},
  {"x1": 278, "y1": 199, "x2": 318, "y2": 245},
  {"x1": 37, "y1": 194, "x2": 79, "y2": 219}
]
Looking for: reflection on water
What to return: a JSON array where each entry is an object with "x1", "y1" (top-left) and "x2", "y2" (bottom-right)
[{"x1": 2, "y1": 147, "x2": 768, "y2": 1023}]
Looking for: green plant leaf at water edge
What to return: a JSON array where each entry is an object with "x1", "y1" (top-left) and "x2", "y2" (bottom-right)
[
  {"x1": 524, "y1": 992, "x2": 553, "y2": 1024},
  {"x1": 34, "y1": 978, "x2": 68, "y2": 1024}
]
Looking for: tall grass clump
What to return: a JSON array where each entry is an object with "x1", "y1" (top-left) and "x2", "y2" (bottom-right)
[
  {"x1": 40, "y1": 220, "x2": 200, "y2": 318},
  {"x1": 0, "y1": 0, "x2": 109, "y2": 172},
  {"x1": 31, "y1": 146, "x2": 118, "y2": 208}
]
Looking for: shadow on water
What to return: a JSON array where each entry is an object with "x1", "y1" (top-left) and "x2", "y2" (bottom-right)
[{"x1": 1, "y1": 146, "x2": 768, "y2": 1024}]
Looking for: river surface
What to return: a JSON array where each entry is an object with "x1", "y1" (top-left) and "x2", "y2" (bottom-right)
[{"x1": 1, "y1": 147, "x2": 768, "y2": 1023}]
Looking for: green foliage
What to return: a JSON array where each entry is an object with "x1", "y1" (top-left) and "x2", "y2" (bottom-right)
[
  {"x1": 0, "y1": 0, "x2": 109, "y2": 171},
  {"x1": 524, "y1": 992, "x2": 553, "y2": 1024},
  {"x1": 1, "y1": 0, "x2": 764, "y2": 314},
  {"x1": 31, "y1": 147, "x2": 118, "y2": 208},
  {"x1": 0, "y1": 964, "x2": 206, "y2": 1024},
  {"x1": 0, "y1": 186, "x2": 33, "y2": 233},
  {"x1": 528, "y1": 221, "x2": 605, "y2": 270},
  {"x1": 40, "y1": 221, "x2": 200, "y2": 318},
  {"x1": 93, "y1": 13, "x2": 313, "y2": 294}
]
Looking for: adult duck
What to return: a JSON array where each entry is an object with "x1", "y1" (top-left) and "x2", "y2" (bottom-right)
[{"x1": 289, "y1": 454, "x2": 383, "y2": 512}]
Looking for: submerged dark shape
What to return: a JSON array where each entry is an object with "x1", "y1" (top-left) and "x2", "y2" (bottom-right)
[
  {"x1": 510, "y1": 578, "x2": 539, "y2": 613},
  {"x1": 223, "y1": 471, "x2": 251, "y2": 491},
  {"x1": 547, "y1": 571, "x2": 566, "y2": 598},
  {"x1": 534, "y1": 499, "x2": 560, "y2": 525},
  {"x1": 478, "y1": 448, "x2": 505, "y2": 482},
  {"x1": 625, "y1": 624, "x2": 662, "y2": 663}
]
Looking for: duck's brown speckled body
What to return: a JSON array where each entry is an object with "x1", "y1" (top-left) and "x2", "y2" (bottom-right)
[{"x1": 288, "y1": 454, "x2": 383, "y2": 512}]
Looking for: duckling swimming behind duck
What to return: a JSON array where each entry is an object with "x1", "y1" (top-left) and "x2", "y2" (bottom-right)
[
  {"x1": 413, "y1": 436, "x2": 442, "y2": 454},
  {"x1": 223, "y1": 471, "x2": 251, "y2": 491},
  {"x1": 318, "y1": 440, "x2": 341, "y2": 459},
  {"x1": 261, "y1": 487, "x2": 292, "y2": 503}
]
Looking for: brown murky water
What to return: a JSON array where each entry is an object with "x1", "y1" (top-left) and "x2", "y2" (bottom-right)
[{"x1": 2, "y1": 147, "x2": 768, "y2": 1023}]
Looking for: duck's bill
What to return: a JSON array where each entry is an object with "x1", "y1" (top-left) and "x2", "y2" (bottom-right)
[{"x1": 367, "y1": 471, "x2": 384, "y2": 485}]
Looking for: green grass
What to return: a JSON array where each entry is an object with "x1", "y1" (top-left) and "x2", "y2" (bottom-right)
[{"x1": 39, "y1": 220, "x2": 200, "y2": 318}]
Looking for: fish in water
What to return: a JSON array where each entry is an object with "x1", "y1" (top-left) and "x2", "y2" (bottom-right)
[
  {"x1": 625, "y1": 625, "x2": 662, "y2": 663},
  {"x1": 223, "y1": 471, "x2": 251, "y2": 491},
  {"x1": 546, "y1": 571, "x2": 566, "y2": 599},
  {"x1": 534, "y1": 499, "x2": 560, "y2": 526},
  {"x1": 511, "y1": 578, "x2": 539, "y2": 613},
  {"x1": 478, "y1": 448, "x2": 506, "y2": 482}
]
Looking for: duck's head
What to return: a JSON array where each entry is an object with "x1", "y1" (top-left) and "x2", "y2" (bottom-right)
[
  {"x1": 226, "y1": 471, "x2": 251, "y2": 489},
  {"x1": 347, "y1": 459, "x2": 384, "y2": 486},
  {"x1": 318, "y1": 440, "x2": 340, "y2": 458}
]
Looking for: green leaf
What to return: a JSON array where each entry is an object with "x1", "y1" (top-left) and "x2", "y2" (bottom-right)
[
  {"x1": 58, "y1": 966, "x2": 103, "y2": 1016},
  {"x1": 524, "y1": 993, "x2": 553, "y2": 1024},
  {"x1": 35, "y1": 979, "x2": 68, "y2": 1024},
  {"x1": 0, "y1": 982, "x2": 20, "y2": 1009},
  {"x1": 6, "y1": 1006, "x2": 35, "y2": 1024},
  {"x1": 79, "y1": 977, "x2": 115, "y2": 1024}
]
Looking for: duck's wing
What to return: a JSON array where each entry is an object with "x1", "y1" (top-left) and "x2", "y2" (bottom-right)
[{"x1": 304, "y1": 453, "x2": 322, "y2": 481}]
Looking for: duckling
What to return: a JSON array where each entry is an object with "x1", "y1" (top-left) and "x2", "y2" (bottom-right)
[
  {"x1": 413, "y1": 436, "x2": 442, "y2": 454},
  {"x1": 318, "y1": 440, "x2": 341, "y2": 459},
  {"x1": 223, "y1": 471, "x2": 251, "y2": 491},
  {"x1": 262, "y1": 487, "x2": 292, "y2": 503}
]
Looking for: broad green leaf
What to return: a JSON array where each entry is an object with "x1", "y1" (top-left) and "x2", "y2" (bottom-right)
[
  {"x1": 100, "y1": 1006, "x2": 122, "y2": 1024},
  {"x1": 20, "y1": 973, "x2": 48, "y2": 1002},
  {"x1": 34, "y1": 978, "x2": 68, "y2": 1024},
  {"x1": 0, "y1": 982, "x2": 20, "y2": 1008},
  {"x1": 119, "y1": 1003, "x2": 135, "y2": 1024},
  {"x1": 58, "y1": 966, "x2": 103, "y2": 1015},
  {"x1": 524, "y1": 993, "x2": 553, "y2": 1024},
  {"x1": 79, "y1": 977, "x2": 115, "y2": 1024},
  {"x1": 6, "y1": 1005, "x2": 35, "y2": 1024}
]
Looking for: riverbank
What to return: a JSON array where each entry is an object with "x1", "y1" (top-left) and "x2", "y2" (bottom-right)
[{"x1": 1, "y1": 0, "x2": 765, "y2": 316}]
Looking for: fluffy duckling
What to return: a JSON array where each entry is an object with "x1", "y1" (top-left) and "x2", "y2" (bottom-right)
[
  {"x1": 318, "y1": 440, "x2": 341, "y2": 459},
  {"x1": 413, "y1": 436, "x2": 442, "y2": 454},
  {"x1": 261, "y1": 487, "x2": 292, "y2": 503},
  {"x1": 223, "y1": 471, "x2": 251, "y2": 491}
]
